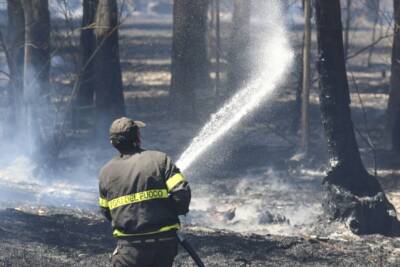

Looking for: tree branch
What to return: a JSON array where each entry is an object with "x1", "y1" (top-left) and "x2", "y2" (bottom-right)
[
  {"x1": 346, "y1": 34, "x2": 393, "y2": 60},
  {"x1": 0, "y1": 29, "x2": 13, "y2": 79},
  {"x1": 49, "y1": 9, "x2": 134, "y2": 161},
  {"x1": 0, "y1": 70, "x2": 10, "y2": 78}
]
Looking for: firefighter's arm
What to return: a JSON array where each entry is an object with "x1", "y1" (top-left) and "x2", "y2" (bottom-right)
[
  {"x1": 98, "y1": 175, "x2": 112, "y2": 221},
  {"x1": 164, "y1": 155, "x2": 191, "y2": 215}
]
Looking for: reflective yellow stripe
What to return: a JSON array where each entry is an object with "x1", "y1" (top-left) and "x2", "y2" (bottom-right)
[
  {"x1": 108, "y1": 189, "x2": 168, "y2": 210},
  {"x1": 99, "y1": 197, "x2": 109, "y2": 208},
  {"x1": 113, "y1": 223, "x2": 181, "y2": 237},
  {"x1": 166, "y1": 173, "x2": 185, "y2": 192}
]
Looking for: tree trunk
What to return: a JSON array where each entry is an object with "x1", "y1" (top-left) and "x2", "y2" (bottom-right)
[
  {"x1": 215, "y1": 0, "x2": 221, "y2": 104},
  {"x1": 170, "y1": 0, "x2": 209, "y2": 121},
  {"x1": 74, "y1": 0, "x2": 98, "y2": 129},
  {"x1": 315, "y1": 0, "x2": 399, "y2": 235},
  {"x1": 291, "y1": 34, "x2": 304, "y2": 134},
  {"x1": 387, "y1": 0, "x2": 400, "y2": 152},
  {"x1": 301, "y1": 0, "x2": 311, "y2": 153},
  {"x1": 227, "y1": 0, "x2": 251, "y2": 94},
  {"x1": 343, "y1": 0, "x2": 351, "y2": 59},
  {"x1": 94, "y1": 0, "x2": 125, "y2": 142},
  {"x1": 367, "y1": 0, "x2": 380, "y2": 67},
  {"x1": 76, "y1": 0, "x2": 98, "y2": 107},
  {"x1": 6, "y1": 0, "x2": 25, "y2": 133},
  {"x1": 291, "y1": 1, "x2": 305, "y2": 134},
  {"x1": 21, "y1": 0, "x2": 51, "y2": 154}
]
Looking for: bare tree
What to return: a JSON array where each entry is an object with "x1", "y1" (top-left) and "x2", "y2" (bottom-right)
[
  {"x1": 215, "y1": 0, "x2": 221, "y2": 104},
  {"x1": 387, "y1": 0, "x2": 400, "y2": 152},
  {"x1": 315, "y1": 0, "x2": 399, "y2": 235},
  {"x1": 6, "y1": 0, "x2": 25, "y2": 132},
  {"x1": 291, "y1": 37, "x2": 304, "y2": 133},
  {"x1": 170, "y1": 0, "x2": 209, "y2": 121},
  {"x1": 291, "y1": 1, "x2": 305, "y2": 134},
  {"x1": 74, "y1": 0, "x2": 98, "y2": 128},
  {"x1": 227, "y1": 0, "x2": 251, "y2": 94},
  {"x1": 208, "y1": 0, "x2": 221, "y2": 106},
  {"x1": 301, "y1": 0, "x2": 311, "y2": 153},
  {"x1": 367, "y1": 0, "x2": 381, "y2": 67},
  {"x1": 21, "y1": 0, "x2": 51, "y2": 153},
  {"x1": 77, "y1": 0, "x2": 98, "y2": 107},
  {"x1": 343, "y1": 0, "x2": 351, "y2": 59},
  {"x1": 93, "y1": 0, "x2": 125, "y2": 141}
]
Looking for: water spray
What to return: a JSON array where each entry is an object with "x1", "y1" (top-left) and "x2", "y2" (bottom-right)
[{"x1": 176, "y1": 1, "x2": 293, "y2": 172}]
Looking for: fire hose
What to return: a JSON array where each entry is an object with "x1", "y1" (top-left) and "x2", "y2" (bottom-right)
[{"x1": 177, "y1": 232, "x2": 205, "y2": 267}]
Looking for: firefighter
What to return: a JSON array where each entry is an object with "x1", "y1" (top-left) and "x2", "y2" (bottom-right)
[{"x1": 98, "y1": 117, "x2": 191, "y2": 267}]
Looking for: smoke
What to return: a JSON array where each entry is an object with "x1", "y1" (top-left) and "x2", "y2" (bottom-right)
[
  {"x1": 0, "y1": 0, "x2": 325, "y2": 237},
  {"x1": 184, "y1": 168, "x2": 323, "y2": 236},
  {"x1": 175, "y1": 1, "x2": 326, "y2": 234},
  {"x1": 0, "y1": 0, "x2": 169, "y2": 206},
  {"x1": 176, "y1": 0, "x2": 294, "y2": 172},
  {"x1": 0, "y1": 145, "x2": 113, "y2": 209},
  {"x1": 0, "y1": 58, "x2": 108, "y2": 207}
]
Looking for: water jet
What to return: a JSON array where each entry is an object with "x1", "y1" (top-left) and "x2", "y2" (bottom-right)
[{"x1": 177, "y1": 1, "x2": 293, "y2": 172}]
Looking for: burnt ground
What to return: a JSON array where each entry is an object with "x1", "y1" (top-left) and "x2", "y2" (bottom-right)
[{"x1": 0, "y1": 208, "x2": 399, "y2": 267}]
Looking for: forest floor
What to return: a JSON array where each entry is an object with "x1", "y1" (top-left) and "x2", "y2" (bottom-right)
[
  {"x1": 0, "y1": 11, "x2": 400, "y2": 267},
  {"x1": 0, "y1": 207, "x2": 400, "y2": 267}
]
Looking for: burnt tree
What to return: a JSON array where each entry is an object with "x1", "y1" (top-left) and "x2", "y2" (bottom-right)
[
  {"x1": 367, "y1": 0, "x2": 381, "y2": 67},
  {"x1": 6, "y1": 0, "x2": 25, "y2": 132},
  {"x1": 227, "y1": 0, "x2": 251, "y2": 93},
  {"x1": 301, "y1": 0, "x2": 312, "y2": 153},
  {"x1": 74, "y1": 0, "x2": 98, "y2": 128},
  {"x1": 21, "y1": 0, "x2": 51, "y2": 153},
  {"x1": 291, "y1": 41, "x2": 304, "y2": 133},
  {"x1": 214, "y1": 0, "x2": 221, "y2": 103},
  {"x1": 343, "y1": 0, "x2": 351, "y2": 59},
  {"x1": 387, "y1": 0, "x2": 400, "y2": 152},
  {"x1": 291, "y1": 1, "x2": 306, "y2": 134},
  {"x1": 94, "y1": 0, "x2": 125, "y2": 141},
  {"x1": 77, "y1": 0, "x2": 99, "y2": 105},
  {"x1": 315, "y1": 0, "x2": 399, "y2": 235},
  {"x1": 170, "y1": 0, "x2": 209, "y2": 121}
]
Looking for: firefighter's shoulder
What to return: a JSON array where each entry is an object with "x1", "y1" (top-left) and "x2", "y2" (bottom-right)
[
  {"x1": 140, "y1": 150, "x2": 170, "y2": 163},
  {"x1": 98, "y1": 156, "x2": 120, "y2": 180}
]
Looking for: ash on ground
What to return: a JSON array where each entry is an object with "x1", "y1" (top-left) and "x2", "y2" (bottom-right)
[{"x1": 1, "y1": 207, "x2": 400, "y2": 267}]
